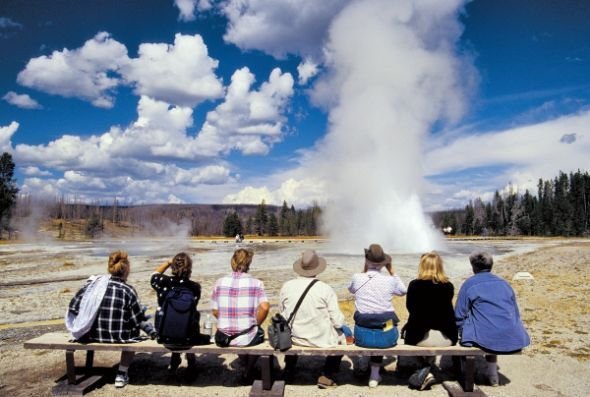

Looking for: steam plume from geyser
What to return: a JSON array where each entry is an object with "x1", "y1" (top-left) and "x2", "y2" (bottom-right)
[{"x1": 312, "y1": 0, "x2": 468, "y2": 253}]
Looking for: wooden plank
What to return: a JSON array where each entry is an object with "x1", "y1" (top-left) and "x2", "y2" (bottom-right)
[
  {"x1": 24, "y1": 332, "x2": 488, "y2": 357},
  {"x1": 442, "y1": 381, "x2": 487, "y2": 397},
  {"x1": 249, "y1": 380, "x2": 285, "y2": 397},
  {"x1": 52, "y1": 375, "x2": 104, "y2": 397}
]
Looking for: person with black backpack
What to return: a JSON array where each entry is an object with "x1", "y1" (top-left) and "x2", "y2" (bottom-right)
[{"x1": 151, "y1": 252, "x2": 209, "y2": 376}]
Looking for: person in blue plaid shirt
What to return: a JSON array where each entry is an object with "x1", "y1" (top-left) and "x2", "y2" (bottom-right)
[{"x1": 68, "y1": 250, "x2": 148, "y2": 388}]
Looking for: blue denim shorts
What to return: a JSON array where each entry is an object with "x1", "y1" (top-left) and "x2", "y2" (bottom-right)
[{"x1": 354, "y1": 324, "x2": 399, "y2": 349}]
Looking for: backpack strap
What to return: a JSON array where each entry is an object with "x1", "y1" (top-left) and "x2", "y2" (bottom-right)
[{"x1": 287, "y1": 278, "x2": 319, "y2": 326}]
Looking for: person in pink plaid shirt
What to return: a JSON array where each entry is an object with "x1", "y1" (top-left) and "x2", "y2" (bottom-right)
[{"x1": 211, "y1": 248, "x2": 270, "y2": 381}]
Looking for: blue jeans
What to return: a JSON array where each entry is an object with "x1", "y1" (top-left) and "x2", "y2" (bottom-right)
[
  {"x1": 354, "y1": 324, "x2": 399, "y2": 349},
  {"x1": 340, "y1": 324, "x2": 353, "y2": 338}
]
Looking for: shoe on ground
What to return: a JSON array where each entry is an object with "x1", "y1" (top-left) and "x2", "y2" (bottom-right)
[
  {"x1": 368, "y1": 375, "x2": 382, "y2": 388},
  {"x1": 169, "y1": 354, "x2": 181, "y2": 372},
  {"x1": 317, "y1": 375, "x2": 337, "y2": 389},
  {"x1": 488, "y1": 373, "x2": 499, "y2": 387},
  {"x1": 419, "y1": 373, "x2": 436, "y2": 391},
  {"x1": 408, "y1": 367, "x2": 430, "y2": 390},
  {"x1": 114, "y1": 372, "x2": 129, "y2": 388}
]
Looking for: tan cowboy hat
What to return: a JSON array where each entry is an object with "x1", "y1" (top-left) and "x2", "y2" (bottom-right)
[
  {"x1": 364, "y1": 244, "x2": 392, "y2": 269},
  {"x1": 293, "y1": 250, "x2": 327, "y2": 277}
]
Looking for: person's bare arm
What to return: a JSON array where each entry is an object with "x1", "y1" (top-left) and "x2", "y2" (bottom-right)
[
  {"x1": 256, "y1": 302, "x2": 270, "y2": 325},
  {"x1": 212, "y1": 309, "x2": 219, "y2": 319},
  {"x1": 155, "y1": 259, "x2": 172, "y2": 273}
]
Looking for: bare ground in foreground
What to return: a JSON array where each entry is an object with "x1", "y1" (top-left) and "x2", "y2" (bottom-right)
[{"x1": 1, "y1": 239, "x2": 589, "y2": 396}]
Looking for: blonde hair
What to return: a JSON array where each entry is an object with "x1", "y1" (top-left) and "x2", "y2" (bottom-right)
[
  {"x1": 231, "y1": 248, "x2": 253, "y2": 273},
  {"x1": 108, "y1": 250, "x2": 130, "y2": 280},
  {"x1": 417, "y1": 251, "x2": 449, "y2": 283}
]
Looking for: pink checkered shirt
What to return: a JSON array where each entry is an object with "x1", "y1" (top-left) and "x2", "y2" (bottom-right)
[
  {"x1": 210, "y1": 272, "x2": 268, "y2": 346},
  {"x1": 348, "y1": 270, "x2": 407, "y2": 313}
]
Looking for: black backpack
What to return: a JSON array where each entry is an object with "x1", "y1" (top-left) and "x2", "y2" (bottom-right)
[{"x1": 155, "y1": 287, "x2": 197, "y2": 346}]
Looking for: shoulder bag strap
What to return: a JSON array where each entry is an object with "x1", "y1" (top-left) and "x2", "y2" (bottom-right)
[
  {"x1": 351, "y1": 273, "x2": 375, "y2": 294},
  {"x1": 227, "y1": 324, "x2": 258, "y2": 342},
  {"x1": 287, "y1": 278, "x2": 319, "y2": 326}
]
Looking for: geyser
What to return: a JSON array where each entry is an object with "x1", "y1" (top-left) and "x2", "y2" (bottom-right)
[{"x1": 310, "y1": 0, "x2": 469, "y2": 253}]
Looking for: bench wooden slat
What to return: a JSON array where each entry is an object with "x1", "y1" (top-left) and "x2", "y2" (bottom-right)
[{"x1": 24, "y1": 332, "x2": 487, "y2": 357}]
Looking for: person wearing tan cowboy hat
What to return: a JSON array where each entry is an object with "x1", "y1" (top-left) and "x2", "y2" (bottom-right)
[
  {"x1": 279, "y1": 250, "x2": 350, "y2": 389},
  {"x1": 348, "y1": 243, "x2": 407, "y2": 388}
]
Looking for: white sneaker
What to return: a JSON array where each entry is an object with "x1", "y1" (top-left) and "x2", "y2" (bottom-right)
[
  {"x1": 368, "y1": 375, "x2": 382, "y2": 388},
  {"x1": 114, "y1": 373, "x2": 129, "y2": 388}
]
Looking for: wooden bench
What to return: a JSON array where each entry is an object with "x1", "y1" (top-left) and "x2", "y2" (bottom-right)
[{"x1": 24, "y1": 332, "x2": 489, "y2": 396}]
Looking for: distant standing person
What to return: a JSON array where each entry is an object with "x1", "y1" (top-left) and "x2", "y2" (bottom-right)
[
  {"x1": 151, "y1": 252, "x2": 209, "y2": 375},
  {"x1": 348, "y1": 243, "x2": 407, "y2": 388},
  {"x1": 402, "y1": 252, "x2": 458, "y2": 391},
  {"x1": 279, "y1": 250, "x2": 350, "y2": 389},
  {"x1": 455, "y1": 252, "x2": 530, "y2": 386},
  {"x1": 210, "y1": 248, "x2": 270, "y2": 380},
  {"x1": 66, "y1": 251, "x2": 148, "y2": 388}
]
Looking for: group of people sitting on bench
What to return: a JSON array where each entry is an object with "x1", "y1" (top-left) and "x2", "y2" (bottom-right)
[{"x1": 66, "y1": 243, "x2": 530, "y2": 390}]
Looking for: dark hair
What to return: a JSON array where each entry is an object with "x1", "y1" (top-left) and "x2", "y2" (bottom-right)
[
  {"x1": 469, "y1": 251, "x2": 493, "y2": 273},
  {"x1": 171, "y1": 252, "x2": 192, "y2": 279}
]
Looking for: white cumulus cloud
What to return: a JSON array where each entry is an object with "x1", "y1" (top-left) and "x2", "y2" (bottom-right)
[
  {"x1": 297, "y1": 59, "x2": 319, "y2": 85},
  {"x1": 3, "y1": 91, "x2": 42, "y2": 109},
  {"x1": 220, "y1": 0, "x2": 351, "y2": 59},
  {"x1": 223, "y1": 177, "x2": 326, "y2": 207},
  {"x1": 0, "y1": 121, "x2": 18, "y2": 152},
  {"x1": 174, "y1": 0, "x2": 212, "y2": 21},
  {"x1": 423, "y1": 110, "x2": 590, "y2": 210},
  {"x1": 123, "y1": 33, "x2": 224, "y2": 107},
  {"x1": 22, "y1": 166, "x2": 52, "y2": 177},
  {"x1": 195, "y1": 67, "x2": 294, "y2": 156},
  {"x1": 17, "y1": 32, "x2": 223, "y2": 108},
  {"x1": 17, "y1": 32, "x2": 129, "y2": 108}
]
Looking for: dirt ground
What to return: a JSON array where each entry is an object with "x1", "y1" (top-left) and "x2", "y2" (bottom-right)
[{"x1": 1, "y1": 238, "x2": 589, "y2": 396}]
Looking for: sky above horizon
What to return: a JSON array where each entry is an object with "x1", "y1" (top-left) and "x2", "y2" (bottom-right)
[{"x1": 1, "y1": 0, "x2": 589, "y2": 212}]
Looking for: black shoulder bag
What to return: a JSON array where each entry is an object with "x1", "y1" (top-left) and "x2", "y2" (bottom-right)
[
  {"x1": 268, "y1": 279, "x2": 319, "y2": 351},
  {"x1": 214, "y1": 324, "x2": 257, "y2": 347}
]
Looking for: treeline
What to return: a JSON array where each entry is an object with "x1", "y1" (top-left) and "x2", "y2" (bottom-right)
[
  {"x1": 14, "y1": 194, "x2": 321, "y2": 238},
  {"x1": 433, "y1": 170, "x2": 590, "y2": 237},
  {"x1": 222, "y1": 200, "x2": 322, "y2": 237},
  {"x1": 0, "y1": 153, "x2": 18, "y2": 238}
]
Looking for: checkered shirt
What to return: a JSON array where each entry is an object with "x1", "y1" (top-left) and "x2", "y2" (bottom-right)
[
  {"x1": 348, "y1": 270, "x2": 407, "y2": 314},
  {"x1": 210, "y1": 272, "x2": 268, "y2": 346},
  {"x1": 68, "y1": 277, "x2": 145, "y2": 343}
]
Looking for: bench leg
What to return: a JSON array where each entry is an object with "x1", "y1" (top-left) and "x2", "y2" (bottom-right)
[
  {"x1": 85, "y1": 351, "x2": 94, "y2": 371},
  {"x1": 463, "y1": 356, "x2": 475, "y2": 392},
  {"x1": 65, "y1": 350, "x2": 77, "y2": 384},
  {"x1": 250, "y1": 355, "x2": 285, "y2": 397},
  {"x1": 442, "y1": 356, "x2": 487, "y2": 397},
  {"x1": 260, "y1": 355, "x2": 272, "y2": 390}
]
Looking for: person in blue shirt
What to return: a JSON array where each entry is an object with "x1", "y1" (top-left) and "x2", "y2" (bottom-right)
[{"x1": 455, "y1": 251, "x2": 530, "y2": 386}]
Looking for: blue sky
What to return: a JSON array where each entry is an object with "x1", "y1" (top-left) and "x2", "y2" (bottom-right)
[{"x1": 1, "y1": 0, "x2": 589, "y2": 214}]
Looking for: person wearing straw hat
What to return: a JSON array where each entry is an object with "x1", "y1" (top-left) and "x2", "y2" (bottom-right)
[
  {"x1": 279, "y1": 250, "x2": 350, "y2": 389},
  {"x1": 348, "y1": 243, "x2": 407, "y2": 388}
]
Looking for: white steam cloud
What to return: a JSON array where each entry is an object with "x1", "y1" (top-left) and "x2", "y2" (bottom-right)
[{"x1": 307, "y1": 0, "x2": 470, "y2": 253}]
